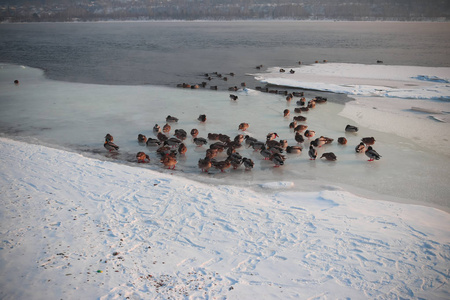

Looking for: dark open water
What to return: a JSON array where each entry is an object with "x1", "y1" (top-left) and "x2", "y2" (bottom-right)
[{"x1": 1, "y1": 21, "x2": 449, "y2": 88}]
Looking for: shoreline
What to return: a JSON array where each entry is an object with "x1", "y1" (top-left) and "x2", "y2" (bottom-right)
[
  {"x1": 2, "y1": 19, "x2": 450, "y2": 24},
  {"x1": 3, "y1": 133, "x2": 450, "y2": 214}
]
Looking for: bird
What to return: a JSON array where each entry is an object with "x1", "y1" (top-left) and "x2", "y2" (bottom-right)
[
  {"x1": 320, "y1": 152, "x2": 337, "y2": 161},
  {"x1": 283, "y1": 109, "x2": 290, "y2": 117},
  {"x1": 308, "y1": 145, "x2": 317, "y2": 160},
  {"x1": 153, "y1": 124, "x2": 161, "y2": 134},
  {"x1": 161, "y1": 155, "x2": 177, "y2": 169},
  {"x1": 105, "y1": 133, "x2": 114, "y2": 142},
  {"x1": 212, "y1": 159, "x2": 231, "y2": 172},
  {"x1": 266, "y1": 139, "x2": 281, "y2": 149},
  {"x1": 146, "y1": 138, "x2": 161, "y2": 147},
  {"x1": 280, "y1": 140, "x2": 288, "y2": 149},
  {"x1": 296, "y1": 98, "x2": 306, "y2": 106},
  {"x1": 104, "y1": 140, "x2": 119, "y2": 152},
  {"x1": 286, "y1": 146, "x2": 302, "y2": 154},
  {"x1": 166, "y1": 115, "x2": 179, "y2": 123},
  {"x1": 230, "y1": 94, "x2": 238, "y2": 101},
  {"x1": 226, "y1": 141, "x2": 241, "y2": 152},
  {"x1": 294, "y1": 124, "x2": 308, "y2": 133},
  {"x1": 136, "y1": 152, "x2": 150, "y2": 163},
  {"x1": 345, "y1": 124, "x2": 359, "y2": 132},
  {"x1": 190, "y1": 128, "x2": 199, "y2": 138},
  {"x1": 198, "y1": 114, "x2": 207, "y2": 122},
  {"x1": 156, "y1": 145, "x2": 171, "y2": 157},
  {"x1": 320, "y1": 136, "x2": 334, "y2": 144},
  {"x1": 138, "y1": 134, "x2": 147, "y2": 144},
  {"x1": 163, "y1": 123, "x2": 171, "y2": 133},
  {"x1": 312, "y1": 137, "x2": 326, "y2": 148},
  {"x1": 270, "y1": 153, "x2": 285, "y2": 167},
  {"x1": 218, "y1": 134, "x2": 231, "y2": 143},
  {"x1": 365, "y1": 146, "x2": 381, "y2": 161},
  {"x1": 289, "y1": 121, "x2": 297, "y2": 129},
  {"x1": 178, "y1": 143, "x2": 187, "y2": 155},
  {"x1": 355, "y1": 142, "x2": 366, "y2": 153},
  {"x1": 209, "y1": 142, "x2": 226, "y2": 152},
  {"x1": 314, "y1": 96, "x2": 327, "y2": 103},
  {"x1": 361, "y1": 137, "x2": 376, "y2": 145},
  {"x1": 234, "y1": 134, "x2": 244, "y2": 144},
  {"x1": 198, "y1": 157, "x2": 212, "y2": 172},
  {"x1": 239, "y1": 123, "x2": 249, "y2": 131},
  {"x1": 294, "y1": 107, "x2": 303, "y2": 113},
  {"x1": 174, "y1": 129, "x2": 187, "y2": 140},
  {"x1": 208, "y1": 133, "x2": 220, "y2": 140},
  {"x1": 260, "y1": 146, "x2": 272, "y2": 160},
  {"x1": 250, "y1": 141, "x2": 265, "y2": 151},
  {"x1": 295, "y1": 132, "x2": 305, "y2": 144},
  {"x1": 164, "y1": 137, "x2": 182, "y2": 147},
  {"x1": 205, "y1": 148, "x2": 218, "y2": 159},
  {"x1": 228, "y1": 153, "x2": 243, "y2": 169},
  {"x1": 242, "y1": 158, "x2": 254, "y2": 170},
  {"x1": 194, "y1": 137, "x2": 208, "y2": 147},
  {"x1": 157, "y1": 132, "x2": 168, "y2": 142},
  {"x1": 304, "y1": 130, "x2": 315, "y2": 139},
  {"x1": 244, "y1": 135, "x2": 258, "y2": 145},
  {"x1": 307, "y1": 100, "x2": 316, "y2": 109},
  {"x1": 266, "y1": 132, "x2": 278, "y2": 141},
  {"x1": 268, "y1": 146, "x2": 284, "y2": 154},
  {"x1": 338, "y1": 137, "x2": 348, "y2": 145},
  {"x1": 293, "y1": 115, "x2": 307, "y2": 122}
]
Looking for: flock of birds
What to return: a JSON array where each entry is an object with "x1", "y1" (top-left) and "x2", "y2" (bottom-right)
[{"x1": 103, "y1": 91, "x2": 382, "y2": 173}]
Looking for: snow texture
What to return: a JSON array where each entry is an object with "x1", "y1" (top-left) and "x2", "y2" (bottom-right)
[{"x1": 1, "y1": 137, "x2": 449, "y2": 299}]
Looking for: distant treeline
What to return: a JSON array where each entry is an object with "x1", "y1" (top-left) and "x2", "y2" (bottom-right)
[{"x1": 1, "y1": 0, "x2": 449, "y2": 22}]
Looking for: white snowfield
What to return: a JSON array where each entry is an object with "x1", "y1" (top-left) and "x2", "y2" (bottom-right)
[
  {"x1": 1, "y1": 137, "x2": 449, "y2": 299},
  {"x1": 255, "y1": 63, "x2": 450, "y2": 100}
]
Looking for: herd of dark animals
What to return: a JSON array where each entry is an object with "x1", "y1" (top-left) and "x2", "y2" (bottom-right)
[
  {"x1": 11, "y1": 59, "x2": 384, "y2": 173},
  {"x1": 103, "y1": 60, "x2": 382, "y2": 172},
  {"x1": 103, "y1": 77, "x2": 381, "y2": 172}
]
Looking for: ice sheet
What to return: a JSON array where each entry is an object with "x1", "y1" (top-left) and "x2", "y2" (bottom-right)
[
  {"x1": 254, "y1": 63, "x2": 450, "y2": 100},
  {"x1": 1, "y1": 63, "x2": 449, "y2": 211}
]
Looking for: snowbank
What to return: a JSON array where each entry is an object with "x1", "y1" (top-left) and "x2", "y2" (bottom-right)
[
  {"x1": 1, "y1": 137, "x2": 449, "y2": 299},
  {"x1": 255, "y1": 63, "x2": 450, "y2": 100}
]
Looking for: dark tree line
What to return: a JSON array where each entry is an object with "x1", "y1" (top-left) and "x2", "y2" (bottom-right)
[{"x1": 1, "y1": 0, "x2": 449, "y2": 22}]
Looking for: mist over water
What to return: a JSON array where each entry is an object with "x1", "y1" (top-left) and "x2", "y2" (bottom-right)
[{"x1": 1, "y1": 21, "x2": 449, "y2": 211}]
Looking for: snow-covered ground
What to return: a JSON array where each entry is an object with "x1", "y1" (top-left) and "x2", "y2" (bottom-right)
[{"x1": 1, "y1": 137, "x2": 449, "y2": 299}]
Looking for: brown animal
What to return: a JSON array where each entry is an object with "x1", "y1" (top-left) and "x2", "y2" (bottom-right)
[
  {"x1": 212, "y1": 159, "x2": 231, "y2": 172},
  {"x1": 320, "y1": 152, "x2": 337, "y2": 161},
  {"x1": 136, "y1": 152, "x2": 150, "y2": 163},
  {"x1": 239, "y1": 123, "x2": 249, "y2": 131},
  {"x1": 361, "y1": 137, "x2": 376, "y2": 145},
  {"x1": 161, "y1": 155, "x2": 177, "y2": 169},
  {"x1": 338, "y1": 137, "x2": 348, "y2": 145}
]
